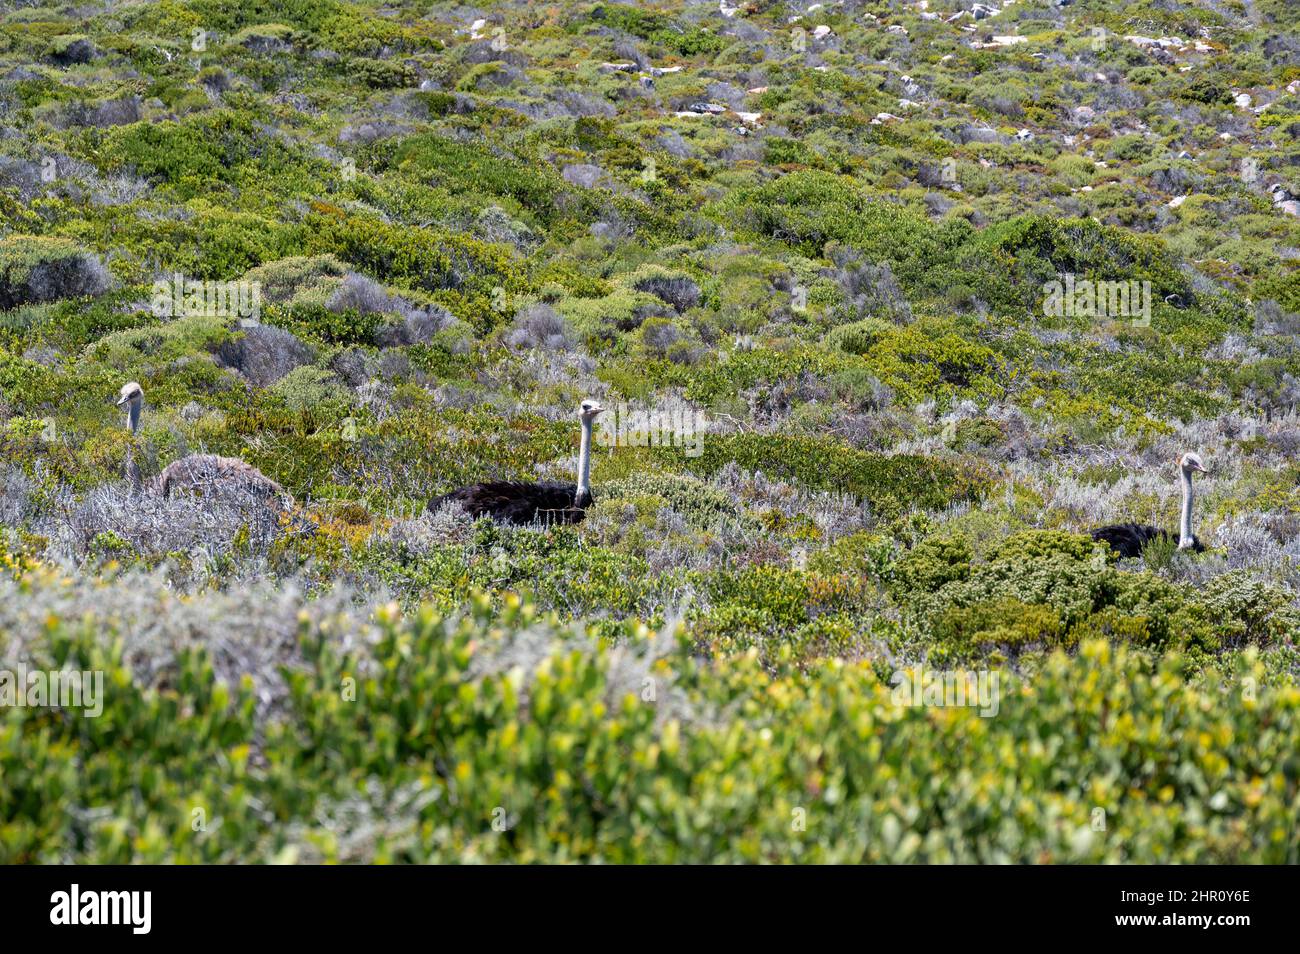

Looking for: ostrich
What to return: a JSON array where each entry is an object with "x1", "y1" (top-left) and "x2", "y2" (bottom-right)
[
  {"x1": 116, "y1": 381, "x2": 291, "y2": 507},
  {"x1": 1089, "y1": 452, "x2": 1208, "y2": 558},
  {"x1": 428, "y1": 400, "x2": 605, "y2": 525},
  {"x1": 117, "y1": 381, "x2": 145, "y2": 489}
]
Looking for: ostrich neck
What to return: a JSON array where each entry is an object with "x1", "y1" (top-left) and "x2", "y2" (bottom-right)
[
  {"x1": 577, "y1": 417, "x2": 593, "y2": 497},
  {"x1": 1178, "y1": 469, "x2": 1195, "y2": 548},
  {"x1": 125, "y1": 400, "x2": 142, "y2": 490}
]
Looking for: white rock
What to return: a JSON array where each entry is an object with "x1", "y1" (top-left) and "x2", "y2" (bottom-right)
[
  {"x1": 1235, "y1": 92, "x2": 1252, "y2": 109},
  {"x1": 812, "y1": 25, "x2": 832, "y2": 40},
  {"x1": 1168, "y1": 195, "x2": 1187, "y2": 208}
]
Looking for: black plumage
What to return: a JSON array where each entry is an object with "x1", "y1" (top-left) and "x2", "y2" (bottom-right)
[
  {"x1": 1089, "y1": 523, "x2": 1203, "y2": 559},
  {"x1": 427, "y1": 480, "x2": 592, "y2": 526}
]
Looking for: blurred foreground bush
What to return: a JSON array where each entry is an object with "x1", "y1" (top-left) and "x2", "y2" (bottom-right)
[{"x1": 2, "y1": 571, "x2": 1296, "y2": 863}]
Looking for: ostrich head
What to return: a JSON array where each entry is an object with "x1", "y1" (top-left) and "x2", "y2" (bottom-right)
[
  {"x1": 117, "y1": 381, "x2": 143, "y2": 433},
  {"x1": 1179, "y1": 451, "x2": 1207, "y2": 475},
  {"x1": 579, "y1": 399, "x2": 606, "y2": 423}
]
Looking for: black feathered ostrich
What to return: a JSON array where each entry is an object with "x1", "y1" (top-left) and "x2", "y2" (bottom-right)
[
  {"x1": 1090, "y1": 452, "x2": 1208, "y2": 558},
  {"x1": 428, "y1": 399, "x2": 606, "y2": 525}
]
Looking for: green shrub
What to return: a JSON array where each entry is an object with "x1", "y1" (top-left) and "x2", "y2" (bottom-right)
[
  {"x1": 0, "y1": 236, "x2": 112, "y2": 309},
  {"x1": 598, "y1": 472, "x2": 755, "y2": 532},
  {"x1": 685, "y1": 433, "x2": 988, "y2": 516},
  {"x1": 269, "y1": 366, "x2": 349, "y2": 413},
  {"x1": 4, "y1": 585, "x2": 1297, "y2": 863},
  {"x1": 345, "y1": 57, "x2": 416, "y2": 89}
]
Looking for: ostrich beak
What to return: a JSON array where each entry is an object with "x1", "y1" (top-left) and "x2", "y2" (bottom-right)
[
  {"x1": 1193, "y1": 461, "x2": 1208, "y2": 474},
  {"x1": 591, "y1": 402, "x2": 606, "y2": 415}
]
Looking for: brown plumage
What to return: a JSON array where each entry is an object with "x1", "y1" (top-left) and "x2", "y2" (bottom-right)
[
  {"x1": 117, "y1": 382, "x2": 291, "y2": 510},
  {"x1": 152, "y1": 453, "x2": 290, "y2": 507}
]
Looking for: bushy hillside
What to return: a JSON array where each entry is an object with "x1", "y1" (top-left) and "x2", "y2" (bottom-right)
[{"x1": 1, "y1": 0, "x2": 1298, "y2": 862}]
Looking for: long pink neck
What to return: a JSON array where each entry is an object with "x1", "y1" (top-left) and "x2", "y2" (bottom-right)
[
  {"x1": 1178, "y1": 468, "x2": 1195, "y2": 548},
  {"x1": 577, "y1": 417, "x2": 593, "y2": 499}
]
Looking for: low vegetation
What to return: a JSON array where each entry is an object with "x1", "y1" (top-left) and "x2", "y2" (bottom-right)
[{"x1": 1, "y1": 0, "x2": 1298, "y2": 862}]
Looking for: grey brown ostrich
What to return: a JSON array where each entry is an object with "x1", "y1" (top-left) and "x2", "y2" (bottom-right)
[
  {"x1": 428, "y1": 399, "x2": 605, "y2": 525},
  {"x1": 117, "y1": 381, "x2": 291, "y2": 507},
  {"x1": 1090, "y1": 452, "x2": 1208, "y2": 558}
]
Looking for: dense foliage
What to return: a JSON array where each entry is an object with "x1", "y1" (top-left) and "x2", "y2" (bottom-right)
[
  {"x1": 3, "y1": 572, "x2": 1296, "y2": 863},
  {"x1": 1, "y1": 0, "x2": 1298, "y2": 862}
]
